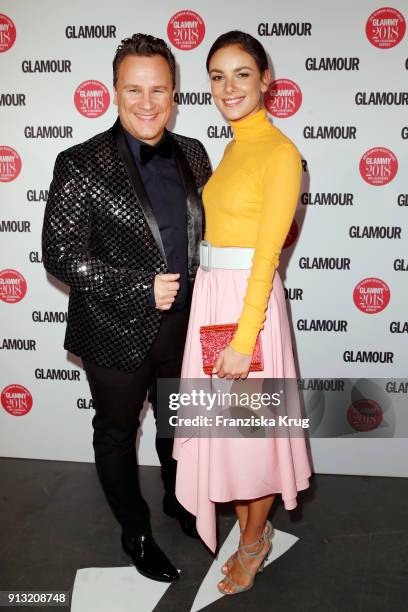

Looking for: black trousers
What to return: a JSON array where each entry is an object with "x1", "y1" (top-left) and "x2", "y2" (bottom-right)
[{"x1": 83, "y1": 307, "x2": 189, "y2": 536}]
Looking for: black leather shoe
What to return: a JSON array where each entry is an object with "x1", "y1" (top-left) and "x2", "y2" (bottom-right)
[
  {"x1": 121, "y1": 531, "x2": 179, "y2": 582},
  {"x1": 163, "y1": 493, "x2": 199, "y2": 539}
]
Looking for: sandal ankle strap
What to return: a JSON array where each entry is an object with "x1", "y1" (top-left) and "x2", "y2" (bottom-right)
[{"x1": 239, "y1": 531, "x2": 266, "y2": 556}]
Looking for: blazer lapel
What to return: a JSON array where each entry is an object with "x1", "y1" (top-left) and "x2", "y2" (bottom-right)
[
  {"x1": 169, "y1": 133, "x2": 203, "y2": 281},
  {"x1": 112, "y1": 118, "x2": 167, "y2": 265}
]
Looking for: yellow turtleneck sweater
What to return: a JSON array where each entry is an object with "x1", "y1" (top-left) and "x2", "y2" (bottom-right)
[{"x1": 202, "y1": 108, "x2": 302, "y2": 355}]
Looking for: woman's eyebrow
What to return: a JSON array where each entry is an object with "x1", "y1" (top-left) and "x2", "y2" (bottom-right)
[{"x1": 209, "y1": 65, "x2": 254, "y2": 74}]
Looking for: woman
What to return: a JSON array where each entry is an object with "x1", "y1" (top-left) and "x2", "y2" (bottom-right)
[{"x1": 173, "y1": 31, "x2": 312, "y2": 595}]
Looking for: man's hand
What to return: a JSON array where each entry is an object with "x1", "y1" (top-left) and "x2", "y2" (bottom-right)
[
  {"x1": 154, "y1": 273, "x2": 180, "y2": 310},
  {"x1": 212, "y1": 345, "x2": 252, "y2": 380}
]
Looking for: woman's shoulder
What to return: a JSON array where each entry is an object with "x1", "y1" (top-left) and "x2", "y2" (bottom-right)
[
  {"x1": 269, "y1": 124, "x2": 299, "y2": 150},
  {"x1": 264, "y1": 125, "x2": 301, "y2": 163}
]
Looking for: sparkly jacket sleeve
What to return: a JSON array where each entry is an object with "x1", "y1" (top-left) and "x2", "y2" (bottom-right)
[
  {"x1": 230, "y1": 143, "x2": 302, "y2": 355},
  {"x1": 42, "y1": 151, "x2": 156, "y2": 307}
]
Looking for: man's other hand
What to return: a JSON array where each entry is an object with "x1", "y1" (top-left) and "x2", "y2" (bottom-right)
[{"x1": 154, "y1": 273, "x2": 180, "y2": 310}]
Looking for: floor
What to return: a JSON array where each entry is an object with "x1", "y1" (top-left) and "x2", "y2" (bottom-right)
[{"x1": 1, "y1": 457, "x2": 407, "y2": 611}]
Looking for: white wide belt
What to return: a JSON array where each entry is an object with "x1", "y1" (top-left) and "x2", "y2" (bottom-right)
[{"x1": 199, "y1": 240, "x2": 254, "y2": 270}]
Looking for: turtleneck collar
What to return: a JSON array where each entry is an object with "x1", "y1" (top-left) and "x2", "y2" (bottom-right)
[{"x1": 229, "y1": 108, "x2": 272, "y2": 142}]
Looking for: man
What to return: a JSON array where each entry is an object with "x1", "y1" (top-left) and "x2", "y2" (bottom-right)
[{"x1": 42, "y1": 33, "x2": 211, "y2": 582}]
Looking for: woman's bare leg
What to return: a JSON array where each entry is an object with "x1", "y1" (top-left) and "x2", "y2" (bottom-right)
[
  {"x1": 221, "y1": 500, "x2": 248, "y2": 573},
  {"x1": 234, "y1": 500, "x2": 249, "y2": 531}
]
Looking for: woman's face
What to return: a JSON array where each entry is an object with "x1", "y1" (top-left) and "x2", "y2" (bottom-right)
[{"x1": 208, "y1": 44, "x2": 270, "y2": 122}]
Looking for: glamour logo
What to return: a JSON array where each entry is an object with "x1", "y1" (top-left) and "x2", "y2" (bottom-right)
[
  {"x1": 65, "y1": 25, "x2": 117, "y2": 38},
  {"x1": 0, "y1": 220, "x2": 30, "y2": 232},
  {"x1": 167, "y1": 10, "x2": 205, "y2": 50},
  {"x1": 32, "y1": 311, "x2": 68, "y2": 323},
  {"x1": 303, "y1": 126, "x2": 357, "y2": 139},
  {"x1": 347, "y1": 399, "x2": 383, "y2": 432},
  {"x1": 355, "y1": 91, "x2": 408, "y2": 105},
  {"x1": 0, "y1": 14, "x2": 16, "y2": 52},
  {"x1": 174, "y1": 92, "x2": 211, "y2": 105},
  {"x1": 298, "y1": 379, "x2": 345, "y2": 391},
  {"x1": 302, "y1": 192, "x2": 353, "y2": 206},
  {"x1": 24, "y1": 126, "x2": 73, "y2": 139},
  {"x1": 297, "y1": 319, "x2": 348, "y2": 332},
  {"x1": 0, "y1": 339, "x2": 36, "y2": 351},
  {"x1": 34, "y1": 369, "x2": 81, "y2": 381},
  {"x1": 305, "y1": 57, "x2": 359, "y2": 70},
  {"x1": 29, "y1": 251, "x2": 42, "y2": 263},
  {"x1": 0, "y1": 93, "x2": 26, "y2": 106},
  {"x1": 258, "y1": 22, "x2": 311, "y2": 36},
  {"x1": 74, "y1": 80, "x2": 110, "y2": 118},
  {"x1": 353, "y1": 278, "x2": 391, "y2": 314},
  {"x1": 359, "y1": 147, "x2": 398, "y2": 186},
  {"x1": 343, "y1": 350, "x2": 393, "y2": 363},
  {"x1": 0, "y1": 146, "x2": 21, "y2": 181},
  {"x1": 27, "y1": 189, "x2": 48, "y2": 202},
  {"x1": 397, "y1": 194, "x2": 408, "y2": 206},
  {"x1": 284, "y1": 287, "x2": 303, "y2": 300},
  {"x1": 299, "y1": 257, "x2": 351, "y2": 270},
  {"x1": 0, "y1": 269, "x2": 27, "y2": 303},
  {"x1": 349, "y1": 225, "x2": 401, "y2": 239},
  {"x1": 283, "y1": 219, "x2": 298, "y2": 248},
  {"x1": 22, "y1": 60, "x2": 71, "y2": 73},
  {"x1": 393, "y1": 258, "x2": 408, "y2": 271},
  {"x1": 77, "y1": 398, "x2": 94, "y2": 409},
  {"x1": 207, "y1": 125, "x2": 233, "y2": 138},
  {"x1": 264, "y1": 79, "x2": 302, "y2": 118},
  {"x1": 1, "y1": 384, "x2": 33, "y2": 416},
  {"x1": 386, "y1": 380, "x2": 408, "y2": 393},
  {"x1": 390, "y1": 321, "x2": 408, "y2": 333},
  {"x1": 366, "y1": 7, "x2": 406, "y2": 48}
]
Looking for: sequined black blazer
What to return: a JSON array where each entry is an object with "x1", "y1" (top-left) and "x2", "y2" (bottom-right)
[{"x1": 42, "y1": 118, "x2": 212, "y2": 371}]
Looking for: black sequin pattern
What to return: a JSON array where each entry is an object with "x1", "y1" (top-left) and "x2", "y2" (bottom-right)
[{"x1": 42, "y1": 123, "x2": 211, "y2": 371}]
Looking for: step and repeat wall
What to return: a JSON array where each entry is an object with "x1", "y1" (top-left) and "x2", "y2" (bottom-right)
[{"x1": 1, "y1": 0, "x2": 407, "y2": 475}]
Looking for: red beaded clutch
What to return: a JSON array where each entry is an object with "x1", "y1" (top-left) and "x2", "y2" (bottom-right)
[{"x1": 199, "y1": 323, "x2": 264, "y2": 375}]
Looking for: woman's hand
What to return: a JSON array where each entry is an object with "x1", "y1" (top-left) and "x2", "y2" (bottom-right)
[{"x1": 212, "y1": 345, "x2": 252, "y2": 380}]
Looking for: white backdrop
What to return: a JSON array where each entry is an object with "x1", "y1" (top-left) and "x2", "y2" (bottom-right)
[{"x1": 1, "y1": 0, "x2": 407, "y2": 476}]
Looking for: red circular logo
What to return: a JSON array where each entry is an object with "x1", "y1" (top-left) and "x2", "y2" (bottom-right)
[
  {"x1": 74, "y1": 80, "x2": 110, "y2": 118},
  {"x1": 1, "y1": 384, "x2": 33, "y2": 416},
  {"x1": 366, "y1": 7, "x2": 406, "y2": 48},
  {"x1": 0, "y1": 146, "x2": 21, "y2": 182},
  {"x1": 167, "y1": 10, "x2": 205, "y2": 50},
  {"x1": 283, "y1": 219, "x2": 299, "y2": 248},
  {"x1": 264, "y1": 79, "x2": 302, "y2": 118},
  {"x1": 0, "y1": 269, "x2": 27, "y2": 303},
  {"x1": 359, "y1": 147, "x2": 398, "y2": 186},
  {"x1": 0, "y1": 14, "x2": 16, "y2": 52},
  {"x1": 353, "y1": 277, "x2": 391, "y2": 314},
  {"x1": 347, "y1": 399, "x2": 383, "y2": 432}
]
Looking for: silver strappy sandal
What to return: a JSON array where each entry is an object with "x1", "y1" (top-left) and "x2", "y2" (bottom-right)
[
  {"x1": 217, "y1": 525, "x2": 272, "y2": 595},
  {"x1": 221, "y1": 520, "x2": 273, "y2": 575}
]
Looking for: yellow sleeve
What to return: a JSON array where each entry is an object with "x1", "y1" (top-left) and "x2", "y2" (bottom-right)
[{"x1": 230, "y1": 142, "x2": 302, "y2": 355}]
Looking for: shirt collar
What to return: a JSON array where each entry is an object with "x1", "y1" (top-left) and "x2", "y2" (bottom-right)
[{"x1": 121, "y1": 124, "x2": 170, "y2": 163}]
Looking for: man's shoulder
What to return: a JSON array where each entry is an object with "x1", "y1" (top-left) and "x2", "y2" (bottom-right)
[
  {"x1": 169, "y1": 131, "x2": 208, "y2": 158},
  {"x1": 56, "y1": 124, "x2": 114, "y2": 165}
]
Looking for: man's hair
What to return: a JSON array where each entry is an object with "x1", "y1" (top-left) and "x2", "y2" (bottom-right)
[{"x1": 113, "y1": 33, "x2": 176, "y2": 88}]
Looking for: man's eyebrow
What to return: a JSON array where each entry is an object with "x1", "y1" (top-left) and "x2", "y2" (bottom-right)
[{"x1": 123, "y1": 83, "x2": 170, "y2": 89}]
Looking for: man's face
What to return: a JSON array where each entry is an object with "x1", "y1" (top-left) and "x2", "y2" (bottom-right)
[{"x1": 114, "y1": 54, "x2": 174, "y2": 145}]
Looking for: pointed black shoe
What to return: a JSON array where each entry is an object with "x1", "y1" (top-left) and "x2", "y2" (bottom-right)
[
  {"x1": 163, "y1": 493, "x2": 199, "y2": 539},
  {"x1": 121, "y1": 531, "x2": 179, "y2": 582}
]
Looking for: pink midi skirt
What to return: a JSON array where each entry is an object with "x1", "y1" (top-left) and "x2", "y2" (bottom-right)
[{"x1": 172, "y1": 267, "x2": 312, "y2": 553}]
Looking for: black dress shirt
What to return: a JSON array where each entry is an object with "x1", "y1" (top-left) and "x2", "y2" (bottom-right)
[{"x1": 122, "y1": 125, "x2": 189, "y2": 311}]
